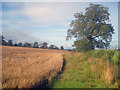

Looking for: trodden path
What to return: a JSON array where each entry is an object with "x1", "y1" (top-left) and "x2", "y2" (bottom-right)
[{"x1": 2, "y1": 46, "x2": 68, "y2": 88}]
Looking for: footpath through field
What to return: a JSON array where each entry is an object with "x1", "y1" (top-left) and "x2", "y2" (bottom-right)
[{"x1": 51, "y1": 53, "x2": 111, "y2": 88}]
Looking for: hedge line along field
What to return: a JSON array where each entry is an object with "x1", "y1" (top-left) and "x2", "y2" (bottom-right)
[
  {"x1": 2, "y1": 46, "x2": 68, "y2": 88},
  {"x1": 51, "y1": 50, "x2": 119, "y2": 88}
]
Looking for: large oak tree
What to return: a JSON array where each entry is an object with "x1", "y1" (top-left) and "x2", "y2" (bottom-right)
[{"x1": 66, "y1": 4, "x2": 114, "y2": 51}]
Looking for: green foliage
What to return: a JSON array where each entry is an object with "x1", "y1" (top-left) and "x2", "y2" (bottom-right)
[
  {"x1": 51, "y1": 54, "x2": 110, "y2": 88},
  {"x1": 60, "y1": 46, "x2": 64, "y2": 50},
  {"x1": 93, "y1": 49, "x2": 105, "y2": 58},
  {"x1": 0, "y1": 36, "x2": 4, "y2": 45},
  {"x1": 7, "y1": 40, "x2": 13, "y2": 46},
  {"x1": 112, "y1": 51, "x2": 120, "y2": 64},
  {"x1": 51, "y1": 51, "x2": 118, "y2": 88},
  {"x1": 18, "y1": 42, "x2": 22, "y2": 47},
  {"x1": 14, "y1": 43, "x2": 18, "y2": 46},
  {"x1": 104, "y1": 50, "x2": 115, "y2": 62},
  {"x1": 66, "y1": 3, "x2": 114, "y2": 51},
  {"x1": 89, "y1": 49, "x2": 119, "y2": 64},
  {"x1": 84, "y1": 57, "x2": 88, "y2": 61},
  {"x1": 54, "y1": 46, "x2": 59, "y2": 50},
  {"x1": 1, "y1": 35, "x2": 7, "y2": 45},
  {"x1": 42, "y1": 42, "x2": 48, "y2": 49},
  {"x1": 49, "y1": 45, "x2": 54, "y2": 49},
  {"x1": 49, "y1": 45, "x2": 59, "y2": 50},
  {"x1": 23, "y1": 42, "x2": 32, "y2": 47},
  {"x1": 74, "y1": 39, "x2": 90, "y2": 52},
  {"x1": 33, "y1": 42, "x2": 39, "y2": 48}
]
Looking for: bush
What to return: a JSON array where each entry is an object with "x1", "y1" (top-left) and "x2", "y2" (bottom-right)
[
  {"x1": 92, "y1": 50, "x2": 105, "y2": 58},
  {"x1": 84, "y1": 57, "x2": 88, "y2": 61},
  {"x1": 87, "y1": 49, "x2": 119, "y2": 64},
  {"x1": 103, "y1": 50, "x2": 115, "y2": 62},
  {"x1": 112, "y1": 51, "x2": 119, "y2": 64}
]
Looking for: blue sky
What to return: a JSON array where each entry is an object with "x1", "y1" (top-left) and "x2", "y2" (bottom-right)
[{"x1": 2, "y1": 2, "x2": 118, "y2": 49}]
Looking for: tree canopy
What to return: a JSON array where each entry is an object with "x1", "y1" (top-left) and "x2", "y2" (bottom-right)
[
  {"x1": 1, "y1": 36, "x2": 61, "y2": 50},
  {"x1": 42, "y1": 42, "x2": 48, "y2": 49},
  {"x1": 33, "y1": 42, "x2": 39, "y2": 48},
  {"x1": 60, "y1": 46, "x2": 64, "y2": 50},
  {"x1": 66, "y1": 3, "x2": 114, "y2": 52},
  {"x1": 18, "y1": 42, "x2": 23, "y2": 47},
  {"x1": 23, "y1": 42, "x2": 32, "y2": 47},
  {"x1": 7, "y1": 40, "x2": 13, "y2": 46},
  {"x1": 1, "y1": 36, "x2": 7, "y2": 45},
  {"x1": 49, "y1": 45, "x2": 59, "y2": 50}
]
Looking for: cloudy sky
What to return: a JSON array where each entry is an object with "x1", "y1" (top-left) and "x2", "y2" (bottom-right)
[{"x1": 2, "y1": 2, "x2": 118, "y2": 49}]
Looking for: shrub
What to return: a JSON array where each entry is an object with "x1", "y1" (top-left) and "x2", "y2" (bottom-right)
[
  {"x1": 84, "y1": 57, "x2": 88, "y2": 61},
  {"x1": 92, "y1": 49, "x2": 105, "y2": 58},
  {"x1": 112, "y1": 51, "x2": 119, "y2": 64},
  {"x1": 103, "y1": 50, "x2": 115, "y2": 62},
  {"x1": 85, "y1": 49, "x2": 119, "y2": 65}
]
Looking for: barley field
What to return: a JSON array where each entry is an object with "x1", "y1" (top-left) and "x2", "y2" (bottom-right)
[{"x1": 2, "y1": 46, "x2": 68, "y2": 88}]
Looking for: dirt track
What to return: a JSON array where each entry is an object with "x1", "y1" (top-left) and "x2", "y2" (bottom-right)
[{"x1": 2, "y1": 46, "x2": 68, "y2": 88}]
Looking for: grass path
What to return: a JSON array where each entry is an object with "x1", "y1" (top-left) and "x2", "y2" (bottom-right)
[{"x1": 50, "y1": 54, "x2": 109, "y2": 88}]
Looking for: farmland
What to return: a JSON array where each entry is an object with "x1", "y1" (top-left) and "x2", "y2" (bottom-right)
[
  {"x1": 2, "y1": 46, "x2": 68, "y2": 88},
  {"x1": 1, "y1": 2, "x2": 119, "y2": 89},
  {"x1": 2, "y1": 46, "x2": 119, "y2": 88}
]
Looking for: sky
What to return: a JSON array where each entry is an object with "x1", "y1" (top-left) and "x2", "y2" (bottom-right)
[{"x1": 1, "y1": 2, "x2": 118, "y2": 49}]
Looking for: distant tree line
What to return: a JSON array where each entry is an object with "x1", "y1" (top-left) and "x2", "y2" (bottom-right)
[{"x1": 0, "y1": 36, "x2": 64, "y2": 50}]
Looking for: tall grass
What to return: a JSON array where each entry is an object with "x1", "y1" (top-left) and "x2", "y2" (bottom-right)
[
  {"x1": 51, "y1": 49, "x2": 119, "y2": 88},
  {"x1": 82, "y1": 49, "x2": 119, "y2": 87},
  {"x1": 86, "y1": 49, "x2": 120, "y2": 64}
]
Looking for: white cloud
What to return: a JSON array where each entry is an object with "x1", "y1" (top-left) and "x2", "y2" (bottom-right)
[
  {"x1": 22, "y1": 4, "x2": 71, "y2": 25},
  {"x1": 61, "y1": 43, "x2": 72, "y2": 48},
  {"x1": 19, "y1": 3, "x2": 88, "y2": 26},
  {"x1": 3, "y1": 29, "x2": 42, "y2": 43},
  {"x1": 3, "y1": 2, "x2": 89, "y2": 27}
]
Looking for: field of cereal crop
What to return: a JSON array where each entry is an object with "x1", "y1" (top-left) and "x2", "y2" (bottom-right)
[{"x1": 2, "y1": 46, "x2": 68, "y2": 88}]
